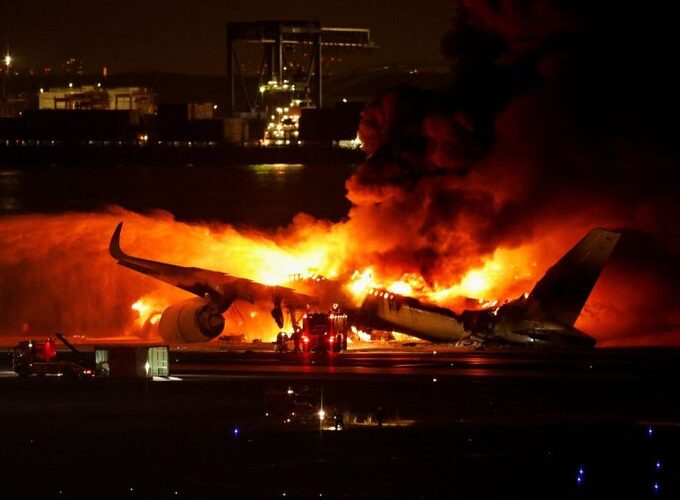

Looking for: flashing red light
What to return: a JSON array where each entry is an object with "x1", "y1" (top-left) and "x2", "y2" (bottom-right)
[
  {"x1": 302, "y1": 336, "x2": 309, "y2": 343},
  {"x1": 329, "y1": 336, "x2": 334, "y2": 343}
]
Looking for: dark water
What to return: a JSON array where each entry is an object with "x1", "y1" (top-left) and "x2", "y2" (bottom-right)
[{"x1": 0, "y1": 163, "x2": 356, "y2": 226}]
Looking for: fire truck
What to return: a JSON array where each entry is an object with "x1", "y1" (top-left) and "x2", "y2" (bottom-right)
[
  {"x1": 11, "y1": 332, "x2": 95, "y2": 379},
  {"x1": 297, "y1": 307, "x2": 349, "y2": 353}
]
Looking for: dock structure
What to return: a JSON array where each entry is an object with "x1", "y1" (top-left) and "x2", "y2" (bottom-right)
[{"x1": 226, "y1": 21, "x2": 376, "y2": 115}]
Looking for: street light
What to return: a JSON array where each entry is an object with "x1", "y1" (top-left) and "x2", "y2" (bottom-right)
[{"x1": 3, "y1": 54, "x2": 11, "y2": 68}]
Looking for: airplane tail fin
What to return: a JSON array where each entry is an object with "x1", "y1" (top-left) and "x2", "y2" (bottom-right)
[{"x1": 525, "y1": 228, "x2": 621, "y2": 326}]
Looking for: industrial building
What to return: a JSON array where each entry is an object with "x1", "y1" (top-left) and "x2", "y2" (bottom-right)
[
  {"x1": 226, "y1": 21, "x2": 375, "y2": 145},
  {"x1": 38, "y1": 85, "x2": 156, "y2": 115},
  {"x1": 0, "y1": 20, "x2": 378, "y2": 154}
]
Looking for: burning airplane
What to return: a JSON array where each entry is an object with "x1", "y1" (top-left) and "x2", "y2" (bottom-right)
[{"x1": 110, "y1": 222, "x2": 619, "y2": 347}]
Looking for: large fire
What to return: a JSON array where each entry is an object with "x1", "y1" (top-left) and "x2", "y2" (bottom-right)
[
  {"x1": 0, "y1": 192, "x2": 675, "y2": 346},
  {"x1": 0, "y1": 208, "x2": 557, "y2": 343}
]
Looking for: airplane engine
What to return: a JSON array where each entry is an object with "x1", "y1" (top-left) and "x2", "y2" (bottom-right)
[{"x1": 158, "y1": 297, "x2": 225, "y2": 343}]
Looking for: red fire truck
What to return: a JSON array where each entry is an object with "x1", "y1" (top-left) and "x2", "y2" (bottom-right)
[{"x1": 298, "y1": 308, "x2": 349, "y2": 353}]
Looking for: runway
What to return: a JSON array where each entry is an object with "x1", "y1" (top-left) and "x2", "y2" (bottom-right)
[
  {"x1": 168, "y1": 345, "x2": 680, "y2": 380},
  {"x1": 2, "y1": 345, "x2": 680, "y2": 498}
]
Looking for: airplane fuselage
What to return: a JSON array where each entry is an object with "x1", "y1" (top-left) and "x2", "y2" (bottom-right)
[{"x1": 359, "y1": 292, "x2": 596, "y2": 347}]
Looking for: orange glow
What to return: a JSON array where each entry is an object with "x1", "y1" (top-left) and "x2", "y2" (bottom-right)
[
  {"x1": 388, "y1": 280, "x2": 413, "y2": 296},
  {"x1": 460, "y1": 270, "x2": 488, "y2": 296},
  {"x1": 131, "y1": 296, "x2": 165, "y2": 329},
  {"x1": 347, "y1": 268, "x2": 378, "y2": 302},
  {"x1": 351, "y1": 326, "x2": 372, "y2": 342},
  {"x1": 0, "y1": 206, "x2": 670, "y2": 346}
]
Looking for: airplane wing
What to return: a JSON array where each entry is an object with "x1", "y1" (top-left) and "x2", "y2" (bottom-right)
[{"x1": 109, "y1": 222, "x2": 315, "y2": 312}]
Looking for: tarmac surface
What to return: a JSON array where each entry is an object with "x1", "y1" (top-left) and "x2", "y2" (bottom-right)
[{"x1": 2, "y1": 343, "x2": 680, "y2": 498}]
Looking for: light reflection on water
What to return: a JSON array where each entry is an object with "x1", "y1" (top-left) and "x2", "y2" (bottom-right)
[
  {"x1": 249, "y1": 163, "x2": 305, "y2": 173},
  {"x1": 248, "y1": 163, "x2": 305, "y2": 183}
]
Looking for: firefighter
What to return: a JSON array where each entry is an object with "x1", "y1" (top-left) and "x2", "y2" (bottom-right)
[
  {"x1": 376, "y1": 406, "x2": 384, "y2": 427},
  {"x1": 276, "y1": 331, "x2": 288, "y2": 352},
  {"x1": 291, "y1": 327, "x2": 301, "y2": 353}
]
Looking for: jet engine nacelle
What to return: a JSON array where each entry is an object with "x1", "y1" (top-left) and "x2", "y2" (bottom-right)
[{"x1": 158, "y1": 297, "x2": 225, "y2": 343}]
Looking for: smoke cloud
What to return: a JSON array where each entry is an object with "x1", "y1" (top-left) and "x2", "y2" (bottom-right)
[{"x1": 343, "y1": 0, "x2": 680, "y2": 344}]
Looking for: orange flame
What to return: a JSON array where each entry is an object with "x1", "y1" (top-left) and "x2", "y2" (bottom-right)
[
  {"x1": 0, "y1": 208, "x2": 666, "y2": 346},
  {"x1": 131, "y1": 297, "x2": 164, "y2": 328}
]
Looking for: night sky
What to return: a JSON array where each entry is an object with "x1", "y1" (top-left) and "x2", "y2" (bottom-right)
[{"x1": 1, "y1": 0, "x2": 454, "y2": 74}]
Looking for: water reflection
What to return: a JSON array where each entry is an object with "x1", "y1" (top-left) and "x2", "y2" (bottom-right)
[
  {"x1": 0, "y1": 163, "x2": 354, "y2": 226},
  {"x1": 249, "y1": 163, "x2": 305, "y2": 174},
  {"x1": 248, "y1": 163, "x2": 306, "y2": 185}
]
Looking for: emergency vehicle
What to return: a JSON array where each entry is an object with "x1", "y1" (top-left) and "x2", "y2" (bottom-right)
[
  {"x1": 298, "y1": 307, "x2": 349, "y2": 353},
  {"x1": 11, "y1": 333, "x2": 95, "y2": 379}
]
